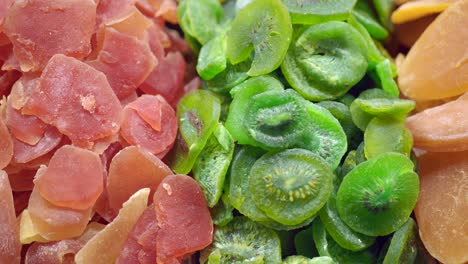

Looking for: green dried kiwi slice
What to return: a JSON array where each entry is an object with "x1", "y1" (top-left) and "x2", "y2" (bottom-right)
[
  {"x1": 282, "y1": 256, "x2": 336, "y2": 264},
  {"x1": 228, "y1": 146, "x2": 270, "y2": 222},
  {"x1": 259, "y1": 215, "x2": 316, "y2": 231},
  {"x1": 226, "y1": 0, "x2": 292, "y2": 76},
  {"x1": 336, "y1": 152, "x2": 419, "y2": 236},
  {"x1": 225, "y1": 76, "x2": 284, "y2": 145},
  {"x1": 352, "y1": 0, "x2": 388, "y2": 40},
  {"x1": 284, "y1": 0, "x2": 357, "y2": 25},
  {"x1": 317, "y1": 101, "x2": 362, "y2": 150},
  {"x1": 202, "y1": 217, "x2": 282, "y2": 264},
  {"x1": 171, "y1": 90, "x2": 221, "y2": 174},
  {"x1": 319, "y1": 183, "x2": 376, "y2": 252},
  {"x1": 205, "y1": 57, "x2": 252, "y2": 93},
  {"x1": 339, "y1": 150, "x2": 358, "y2": 179},
  {"x1": 295, "y1": 226, "x2": 319, "y2": 258},
  {"x1": 193, "y1": 123, "x2": 235, "y2": 207},
  {"x1": 281, "y1": 21, "x2": 368, "y2": 101},
  {"x1": 197, "y1": 34, "x2": 227, "y2": 80},
  {"x1": 380, "y1": 218, "x2": 419, "y2": 264},
  {"x1": 312, "y1": 219, "x2": 376, "y2": 264},
  {"x1": 243, "y1": 89, "x2": 310, "y2": 150},
  {"x1": 375, "y1": 59, "x2": 399, "y2": 97},
  {"x1": 178, "y1": 0, "x2": 224, "y2": 45},
  {"x1": 364, "y1": 117, "x2": 413, "y2": 159},
  {"x1": 299, "y1": 101, "x2": 347, "y2": 170},
  {"x1": 372, "y1": 0, "x2": 393, "y2": 30},
  {"x1": 249, "y1": 148, "x2": 334, "y2": 226},
  {"x1": 350, "y1": 88, "x2": 415, "y2": 131}
]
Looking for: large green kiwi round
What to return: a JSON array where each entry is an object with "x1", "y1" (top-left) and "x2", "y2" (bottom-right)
[
  {"x1": 336, "y1": 152, "x2": 419, "y2": 236},
  {"x1": 226, "y1": 0, "x2": 292, "y2": 76},
  {"x1": 281, "y1": 21, "x2": 368, "y2": 101},
  {"x1": 202, "y1": 217, "x2": 282, "y2": 264},
  {"x1": 249, "y1": 148, "x2": 334, "y2": 225},
  {"x1": 283, "y1": 0, "x2": 357, "y2": 25},
  {"x1": 243, "y1": 89, "x2": 310, "y2": 150}
]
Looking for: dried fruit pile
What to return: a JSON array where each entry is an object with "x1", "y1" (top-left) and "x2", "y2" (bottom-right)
[{"x1": 0, "y1": 0, "x2": 214, "y2": 263}]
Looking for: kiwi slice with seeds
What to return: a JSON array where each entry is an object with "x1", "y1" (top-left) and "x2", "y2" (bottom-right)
[
  {"x1": 249, "y1": 148, "x2": 334, "y2": 226},
  {"x1": 202, "y1": 217, "x2": 282, "y2": 264},
  {"x1": 336, "y1": 152, "x2": 419, "y2": 236},
  {"x1": 226, "y1": 0, "x2": 292, "y2": 76}
]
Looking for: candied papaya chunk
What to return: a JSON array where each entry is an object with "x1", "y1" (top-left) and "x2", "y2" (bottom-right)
[
  {"x1": 12, "y1": 126, "x2": 63, "y2": 164},
  {"x1": 107, "y1": 146, "x2": 172, "y2": 211},
  {"x1": 96, "y1": 0, "x2": 135, "y2": 27},
  {"x1": 25, "y1": 240, "x2": 83, "y2": 264},
  {"x1": 116, "y1": 205, "x2": 158, "y2": 264},
  {"x1": 22, "y1": 54, "x2": 122, "y2": 147},
  {"x1": 87, "y1": 28, "x2": 157, "y2": 100},
  {"x1": 397, "y1": 0, "x2": 468, "y2": 100},
  {"x1": 27, "y1": 187, "x2": 93, "y2": 241},
  {"x1": 34, "y1": 145, "x2": 104, "y2": 210},
  {"x1": 0, "y1": 170, "x2": 21, "y2": 264},
  {"x1": 75, "y1": 188, "x2": 150, "y2": 264},
  {"x1": 406, "y1": 93, "x2": 468, "y2": 152},
  {"x1": 415, "y1": 151, "x2": 468, "y2": 264},
  {"x1": 3, "y1": 0, "x2": 96, "y2": 72},
  {"x1": 0, "y1": 115, "x2": 13, "y2": 169},
  {"x1": 120, "y1": 95, "x2": 178, "y2": 158},
  {"x1": 154, "y1": 175, "x2": 213, "y2": 263}
]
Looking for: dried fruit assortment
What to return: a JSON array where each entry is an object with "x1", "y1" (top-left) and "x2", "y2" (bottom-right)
[{"x1": 0, "y1": 0, "x2": 465, "y2": 263}]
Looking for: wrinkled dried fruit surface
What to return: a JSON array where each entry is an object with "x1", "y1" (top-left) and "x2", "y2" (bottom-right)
[
  {"x1": 0, "y1": 170, "x2": 21, "y2": 264},
  {"x1": 415, "y1": 151, "x2": 468, "y2": 264}
]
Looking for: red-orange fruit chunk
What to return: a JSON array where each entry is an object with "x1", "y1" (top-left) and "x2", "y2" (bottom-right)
[
  {"x1": 88, "y1": 28, "x2": 156, "y2": 100},
  {"x1": 0, "y1": 0, "x2": 14, "y2": 29},
  {"x1": 0, "y1": 170, "x2": 21, "y2": 264},
  {"x1": 96, "y1": 0, "x2": 135, "y2": 27},
  {"x1": 139, "y1": 51, "x2": 186, "y2": 105},
  {"x1": 415, "y1": 151, "x2": 468, "y2": 264},
  {"x1": 27, "y1": 187, "x2": 93, "y2": 241},
  {"x1": 107, "y1": 146, "x2": 172, "y2": 211},
  {"x1": 406, "y1": 92, "x2": 468, "y2": 152},
  {"x1": 116, "y1": 204, "x2": 158, "y2": 264},
  {"x1": 152, "y1": 0, "x2": 178, "y2": 24},
  {"x1": 22, "y1": 54, "x2": 122, "y2": 147},
  {"x1": 5, "y1": 76, "x2": 44, "y2": 145},
  {"x1": 3, "y1": 0, "x2": 96, "y2": 72},
  {"x1": 397, "y1": 0, "x2": 468, "y2": 100},
  {"x1": 0, "y1": 115, "x2": 13, "y2": 169},
  {"x1": 34, "y1": 145, "x2": 104, "y2": 210},
  {"x1": 120, "y1": 95, "x2": 177, "y2": 158},
  {"x1": 154, "y1": 175, "x2": 213, "y2": 263},
  {"x1": 25, "y1": 240, "x2": 83, "y2": 264},
  {"x1": 13, "y1": 126, "x2": 63, "y2": 164}
]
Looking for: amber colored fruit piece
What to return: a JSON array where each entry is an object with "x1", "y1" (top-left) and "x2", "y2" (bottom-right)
[
  {"x1": 107, "y1": 146, "x2": 173, "y2": 211},
  {"x1": 397, "y1": 0, "x2": 468, "y2": 101},
  {"x1": 19, "y1": 209, "x2": 48, "y2": 244},
  {"x1": 34, "y1": 145, "x2": 104, "y2": 210},
  {"x1": 0, "y1": 170, "x2": 21, "y2": 264},
  {"x1": 0, "y1": 116, "x2": 13, "y2": 170},
  {"x1": 75, "y1": 188, "x2": 150, "y2": 264},
  {"x1": 415, "y1": 151, "x2": 468, "y2": 264},
  {"x1": 391, "y1": 0, "x2": 456, "y2": 24},
  {"x1": 406, "y1": 93, "x2": 468, "y2": 152},
  {"x1": 27, "y1": 187, "x2": 93, "y2": 241}
]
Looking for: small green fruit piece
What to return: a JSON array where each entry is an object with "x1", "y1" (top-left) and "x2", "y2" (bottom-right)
[
  {"x1": 364, "y1": 117, "x2": 413, "y2": 159},
  {"x1": 197, "y1": 34, "x2": 227, "y2": 80},
  {"x1": 336, "y1": 152, "x2": 420, "y2": 236},
  {"x1": 178, "y1": 0, "x2": 224, "y2": 44},
  {"x1": 376, "y1": 59, "x2": 399, "y2": 97},
  {"x1": 193, "y1": 123, "x2": 235, "y2": 207},
  {"x1": 211, "y1": 194, "x2": 234, "y2": 227},
  {"x1": 226, "y1": 0, "x2": 292, "y2": 76},
  {"x1": 282, "y1": 21, "x2": 368, "y2": 101},
  {"x1": 249, "y1": 149, "x2": 334, "y2": 225},
  {"x1": 372, "y1": 0, "x2": 394, "y2": 30},
  {"x1": 284, "y1": 0, "x2": 357, "y2": 25},
  {"x1": 225, "y1": 76, "x2": 284, "y2": 145},
  {"x1": 282, "y1": 256, "x2": 336, "y2": 264},
  {"x1": 312, "y1": 219, "x2": 376, "y2": 264},
  {"x1": 204, "y1": 217, "x2": 282, "y2": 264},
  {"x1": 339, "y1": 150, "x2": 358, "y2": 179},
  {"x1": 352, "y1": 0, "x2": 389, "y2": 40},
  {"x1": 171, "y1": 90, "x2": 221, "y2": 174},
  {"x1": 205, "y1": 59, "x2": 252, "y2": 93},
  {"x1": 381, "y1": 218, "x2": 419, "y2": 264}
]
